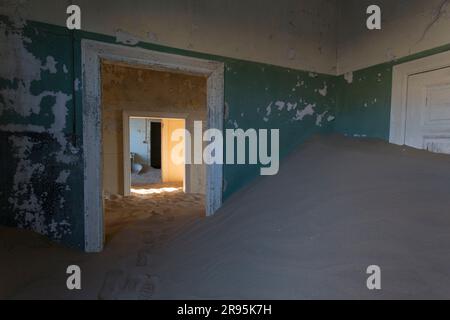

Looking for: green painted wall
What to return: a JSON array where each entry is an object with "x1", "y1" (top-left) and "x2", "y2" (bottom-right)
[
  {"x1": 0, "y1": 17, "x2": 336, "y2": 249},
  {"x1": 334, "y1": 44, "x2": 450, "y2": 140},
  {"x1": 0, "y1": 17, "x2": 84, "y2": 247},
  {"x1": 334, "y1": 64, "x2": 393, "y2": 140},
  {"x1": 2, "y1": 14, "x2": 449, "y2": 250}
]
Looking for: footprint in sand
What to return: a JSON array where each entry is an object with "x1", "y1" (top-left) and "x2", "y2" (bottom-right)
[
  {"x1": 98, "y1": 269, "x2": 159, "y2": 300},
  {"x1": 136, "y1": 247, "x2": 154, "y2": 266}
]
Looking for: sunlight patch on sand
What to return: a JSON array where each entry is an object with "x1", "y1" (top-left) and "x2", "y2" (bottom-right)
[{"x1": 130, "y1": 187, "x2": 181, "y2": 195}]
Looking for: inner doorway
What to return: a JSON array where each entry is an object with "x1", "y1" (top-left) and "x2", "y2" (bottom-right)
[
  {"x1": 123, "y1": 114, "x2": 187, "y2": 194},
  {"x1": 129, "y1": 117, "x2": 162, "y2": 186}
]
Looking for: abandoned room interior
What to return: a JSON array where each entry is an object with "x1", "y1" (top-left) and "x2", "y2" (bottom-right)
[{"x1": 1, "y1": 0, "x2": 450, "y2": 300}]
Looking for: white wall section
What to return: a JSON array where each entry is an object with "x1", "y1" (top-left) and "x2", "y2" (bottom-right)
[
  {"x1": 1, "y1": 0, "x2": 338, "y2": 75},
  {"x1": 338, "y1": 0, "x2": 450, "y2": 74}
]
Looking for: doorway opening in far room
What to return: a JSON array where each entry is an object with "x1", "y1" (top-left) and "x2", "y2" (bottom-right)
[{"x1": 124, "y1": 115, "x2": 186, "y2": 195}]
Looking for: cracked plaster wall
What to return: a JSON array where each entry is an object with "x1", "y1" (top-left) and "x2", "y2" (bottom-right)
[
  {"x1": 0, "y1": 17, "x2": 84, "y2": 247},
  {"x1": 337, "y1": 0, "x2": 450, "y2": 74},
  {"x1": 0, "y1": 0, "x2": 338, "y2": 75}
]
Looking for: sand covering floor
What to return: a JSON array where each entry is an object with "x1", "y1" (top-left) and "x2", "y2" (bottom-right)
[
  {"x1": 1, "y1": 183, "x2": 205, "y2": 299},
  {"x1": 2, "y1": 135, "x2": 450, "y2": 299},
  {"x1": 131, "y1": 167, "x2": 162, "y2": 185}
]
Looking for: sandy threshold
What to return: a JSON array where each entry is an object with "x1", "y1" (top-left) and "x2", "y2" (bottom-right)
[
  {"x1": 0, "y1": 184, "x2": 205, "y2": 299},
  {"x1": 2, "y1": 135, "x2": 450, "y2": 299}
]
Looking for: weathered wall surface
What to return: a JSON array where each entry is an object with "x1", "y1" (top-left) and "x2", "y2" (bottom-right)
[
  {"x1": 334, "y1": 1, "x2": 450, "y2": 140},
  {"x1": 222, "y1": 61, "x2": 336, "y2": 199},
  {"x1": 334, "y1": 64, "x2": 393, "y2": 140},
  {"x1": 0, "y1": 0, "x2": 338, "y2": 75},
  {"x1": 101, "y1": 62, "x2": 206, "y2": 196},
  {"x1": 0, "y1": 15, "x2": 336, "y2": 248},
  {"x1": 337, "y1": 0, "x2": 450, "y2": 74},
  {"x1": 129, "y1": 118, "x2": 151, "y2": 166},
  {"x1": 0, "y1": 17, "x2": 84, "y2": 247}
]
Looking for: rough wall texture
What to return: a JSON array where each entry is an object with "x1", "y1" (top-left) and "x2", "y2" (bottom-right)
[
  {"x1": 334, "y1": 0, "x2": 450, "y2": 140},
  {"x1": 0, "y1": 16, "x2": 336, "y2": 248},
  {"x1": 101, "y1": 62, "x2": 207, "y2": 196},
  {"x1": 334, "y1": 49, "x2": 450, "y2": 140},
  {"x1": 338, "y1": 0, "x2": 450, "y2": 74},
  {"x1": 4, "y1": 1, "x2": 449, "y2": 249},
  {"x1": 0, "y1": 0, "x2": 338, "y2": 75},
  {"x1": 0, "y1": 17, "x2": 84, "y2": 247},
  {"x1": 222, "y1": 62, "x2": 336, "y2": 199}
]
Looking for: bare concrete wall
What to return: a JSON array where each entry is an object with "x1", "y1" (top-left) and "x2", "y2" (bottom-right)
[
  {"x1": 101, "y1": 61, "x2": 206, "y2": 196},
  {"x1": 1, "y1": 0, "x2": 338, "y2": 75},
  {"x1": 337, "y1": 0, "x2": 450, "y2": 74}
]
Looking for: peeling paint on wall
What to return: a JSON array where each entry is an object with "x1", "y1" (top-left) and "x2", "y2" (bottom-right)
[
  {"x1": 0, "y1": 16, "x2": 83, "y2": 248},
  {"x1": 293, "y1": 104, "x2": 316, "y2": 121},
  {"x1": 115, "y1": 29, "x2": 140, "y2": 46},
  {"x1": 318, "y1": 83, "x2": 328, "y2": 96},
  {"x1": 223, "y1": 60, "x2": 336, "y2": 199},
  {"x1": 344, "y1": 72, "x2": 353, "y2": 84},
  {"x1": 0, "y1": 15, "x2": 337, "y2": 249}
]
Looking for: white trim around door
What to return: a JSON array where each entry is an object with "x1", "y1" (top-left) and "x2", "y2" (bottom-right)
[
  {"x1": 82, "y1": 40, "x2": 224, "y2": 252},
  {"x1": 390, "y1": 51, "x2": 450, "y2": 145}
]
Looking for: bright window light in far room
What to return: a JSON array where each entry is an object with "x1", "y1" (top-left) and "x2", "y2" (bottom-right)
[{"x1": 130, "y1": 187, "x2": 181, "y2": 195}]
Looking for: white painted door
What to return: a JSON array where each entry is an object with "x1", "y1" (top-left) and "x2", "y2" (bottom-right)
[{"x1": 405, "y1": 67, "x2": 450, "y2": 154}]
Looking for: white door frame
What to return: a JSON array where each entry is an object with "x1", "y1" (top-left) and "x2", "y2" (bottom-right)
[
  {"x1": 123, "y1": 111, "x2": 188, "y2": 196},
  {"x1": 82, "y1": 40, "x2": 224, "y2": 252},
  {"x1": 390, "y1": 51, "x2": 450, "y2": 145}
]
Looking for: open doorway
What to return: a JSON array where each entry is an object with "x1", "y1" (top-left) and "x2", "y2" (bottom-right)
[
  {"x1": 123, "y1": 114, "x2": 187, "y2": 194},
  {"x1": 129, "y1": 117, "x2": 162, "y2": 186},
  {"x1": 100, "y1": 58, "x2": 211, "y2": 245},
  {"x1": 82, "y1": 40, "x2": 224, "y2": 252}
]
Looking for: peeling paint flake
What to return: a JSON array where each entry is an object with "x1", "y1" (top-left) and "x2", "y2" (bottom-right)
[
  {"x1": 316, "y1": 111, "x2": 328, "y2": 126},
  {"x1": 56, "y1": 170, "x2": 70, "y2": 184},
  {"x1": 115, "y1": 29, "x2": 140, "y2": 45},
  {"x1": 265, "y1": 102, "x2": 273, "y2": 117},
  {"x1": 275, "y1": 101, "x2": 285, "y2": 111},
  {"x1": 318, "y1": 83, "x2": 328, "y2": 96},
  {"x1": 344, "y1": 72, "x2": 353, "y2": 84},
  {"x1": 287, "y1": 102, "x2": 297, "y2": 111},
  {"x1": 293, "y1": 104, "x2": 316, "y2": 121},
  {"x1": 42, "y1": 56, "x2": 57, "y2": 74}
]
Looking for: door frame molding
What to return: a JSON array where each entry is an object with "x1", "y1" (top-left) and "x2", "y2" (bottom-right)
[
  {"x1": 82, "y1": 39, "x2": 224, "y2": 252},
  {"x1": 390, "y1": 51, "x2": 450, "y2": 145}
]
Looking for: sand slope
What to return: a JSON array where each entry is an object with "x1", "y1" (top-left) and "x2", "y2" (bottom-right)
[
  {"x1": 148, "y1": 135, "x2": 450, "y2": 299},
  {"x1": 2, "y1": 135, "x2": 450, "y2": 299}
]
